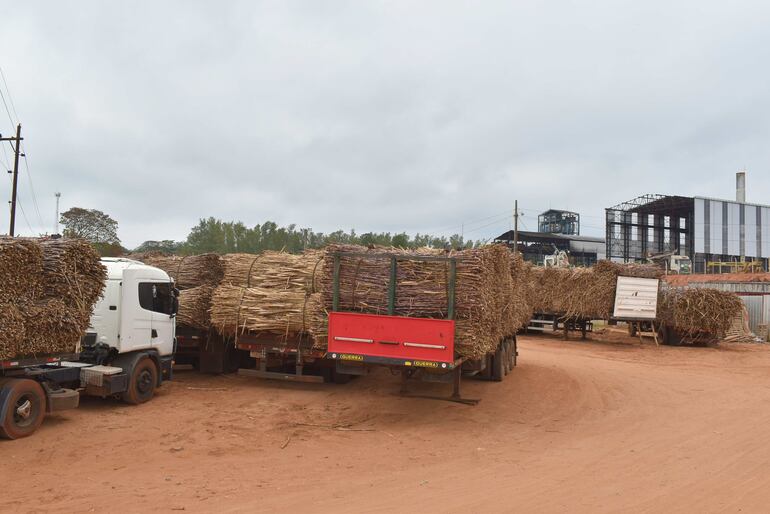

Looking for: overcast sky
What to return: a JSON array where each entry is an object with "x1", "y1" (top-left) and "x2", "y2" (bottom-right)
[{"x1": 1, "y1": 1, "x2": 769, "y2": 248}]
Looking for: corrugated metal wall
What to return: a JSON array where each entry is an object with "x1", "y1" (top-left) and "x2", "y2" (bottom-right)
[
  {"x1": 679, "y1": 281, "x2": 770, "y2": 336},
  {"x1": 740, "y1": 296, "x2": 765, "y2": 334}
]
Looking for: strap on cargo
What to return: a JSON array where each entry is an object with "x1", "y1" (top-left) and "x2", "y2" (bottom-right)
[
  {"x1": 234, "y1": 286, "x2": 248, "y2": 345},
  {"x1": 246, "y1": 254, "x2": 263, "y2": 288},
  {"x1": 174, "y1": 255, "x2": 188, "y2": 286},
  {"x1": 310, "y1": 256, "x2": 323, "y2": 294}
]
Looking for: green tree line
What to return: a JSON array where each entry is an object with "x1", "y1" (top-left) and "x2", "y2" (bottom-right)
[{"x1": 134, "y1": 217, "x2": 477, "y2": 255}]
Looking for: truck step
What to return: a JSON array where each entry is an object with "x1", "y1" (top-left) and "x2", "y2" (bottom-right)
[{"x1": 80, "y1": 365, "x2": 123, "y2": 387}]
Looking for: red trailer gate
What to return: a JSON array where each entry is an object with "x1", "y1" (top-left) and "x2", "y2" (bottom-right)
[{"x1": 327, "y1": 312, "x2": 456, "y2": 369}]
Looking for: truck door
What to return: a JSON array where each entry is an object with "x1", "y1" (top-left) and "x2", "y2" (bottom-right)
[
  {"x1": 120, "y1": 269, "x2": 154, "y2": 353},
  {"x1": 140, "y1": 282, "x2": 175, "y2": 355}
]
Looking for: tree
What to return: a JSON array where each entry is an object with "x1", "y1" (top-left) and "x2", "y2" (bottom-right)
[
  {"x1": 134, "y1": 240, "x2": 183, "y2": 254},
  {"x1": 175, "y1": 217, "x2": 481, "y2": 254},
  {"x1": 60, "y1": 207, "x2": 120, "y2": 245}
]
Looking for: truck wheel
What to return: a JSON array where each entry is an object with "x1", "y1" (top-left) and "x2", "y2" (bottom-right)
[
  {"x1": 628, "y1": 323, "x2": 638, "y2": 337},
  {"x1": 122, "y1": 358, "x2": 158, "y2": 405},
  {"x1": 0, "y1": 379, "x2": 46, "y2": 439},
  {"x1": 492, "y1": 345, "x2": 505, "y2": 382}
]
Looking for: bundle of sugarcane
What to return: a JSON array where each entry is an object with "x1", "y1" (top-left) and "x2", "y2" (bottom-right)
[
  {"x1": 209, "y1": 250, "x2": 326, "y2": 344},
  {"x1": 0, "y1": 304, "x2": 26, "y2": 360},
  {"x1": 722, "y1": 305, "x2": 759, "y2": 343},
  {"x1": 594, "y1": 260, "x2": 663, "y2": 279},
  {"x1": 221, "y1": 250, "x2": 323, "y2": 290},
  {"x1": 40, "y1": 238, "x2": 106, "y2": 310},
  {"x1": 507, "y1": 254, "x2": 534, "y2": 333},
  {"x1": 319, "y1": 244, "x2": 460, "y2": 317},
  {"x1": 318, "y1": 244, "x2": 514, "y2": 359},
  {"x1": 528, "y1": 260, "x2": 663, "y2": 321},
  {"x1": 658, "y1": 287, "x2": 744, "y2": 339},
  {"x1": 140, "y1": 253, "x2": 223, "y2": 289},
  {"x1": 209, "y1": 285, "x2": 326, "y2": 343},
  {"x1": 14, "y1": 299, "x2": 89, "y2": 357},
  {"x1": 177, "y1": 286, "x2": 214, "y2": 330},
  {"x1": 0, "y1": 238, "x2": 105, "y2": 360},
  {"x1": 528, "y1": 267, "x2": 570, "y2": 315},
  {"x1": 0, "y1": 237, "x2": 43, "y2": 304}
]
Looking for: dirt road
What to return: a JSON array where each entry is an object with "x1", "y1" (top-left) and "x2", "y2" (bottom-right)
[{"x1": 5, "y1": 334, "x2": 770, "y2": 513}]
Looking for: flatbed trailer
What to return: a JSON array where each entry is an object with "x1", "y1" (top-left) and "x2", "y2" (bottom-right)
[
  {"x1": 175, "y1": 326, "x2": 243, "y2": 374},
  {"x1": 236, "y1": 332, "x2": 352, "y2": 383},
  {"x1": 233, "y1": 251, "x2": 518, "y2": 401},
  {"x1": 526, "y1": 313, "x2": 593, "y2": 340}
]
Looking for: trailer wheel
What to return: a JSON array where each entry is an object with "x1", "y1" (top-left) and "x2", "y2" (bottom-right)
[
  {"x1": 492, "y1": 345, "x2": 505, "y2": 382},
  {"x1": 122, "y1": 357, "x2": 158, "y2": 405},
  {"x1": 0, "y1": 379, "x2": 46, "y2": 439},
  {"x1": 509, "y1": 337, "x2": 518, "y2": 369},
  {"x1": 628, "y1": 323, "x2": 637, "y2": 337}
]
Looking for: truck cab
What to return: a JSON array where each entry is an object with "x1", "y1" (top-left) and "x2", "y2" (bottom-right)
[
  {"x1": 88, "y1": 258, "x2": 176, "y2": 358},
  {"x1": 668, "y1": 255, "x2": 692, "y2": 274}
]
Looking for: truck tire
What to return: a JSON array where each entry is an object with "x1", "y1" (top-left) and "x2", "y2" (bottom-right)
[
  {"x1": 0, "y1": 379, "x2": 46, "y2": 439},
  {"x1": 122, "y1": 357, "x2": 158, "y2": 405},
  {"x1": 492, "y1": 345, "x2": 505, "y2": 382}
]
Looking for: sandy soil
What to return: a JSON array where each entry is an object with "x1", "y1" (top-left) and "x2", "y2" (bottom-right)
[{"x1": 4, "y1": 333, "x2": 770, "y2": 513}]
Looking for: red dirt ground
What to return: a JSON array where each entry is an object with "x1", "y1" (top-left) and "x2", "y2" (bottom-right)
[{"x1": 4, "y1": 333, "x2": 770, "y2": 513}]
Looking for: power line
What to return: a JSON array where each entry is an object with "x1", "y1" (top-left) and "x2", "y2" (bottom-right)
[
  {"x1": 0, "y1": 86, "x2": 14, "y2": 127},
  {"x1": 0, "y1": 67, "x2": 19, "y2": 123},
  {"x1": 0, "y1": 140, "x2": 9, "y2": 170},
  {"x1": 462, "y1": 216, "x2": 512, "y2": 235},
  {"x1": 15, "y1": 197, "x2": 33, "y2": 234},
  {"x1": 0, "y1": 67, "x2": 44, "y2": 229},
  {"x1": 21, "y1": 153, "x2": 44, "y2": 227},
  {"x1": 422, "y1": 209, "x2": 511, "y2": 235}
]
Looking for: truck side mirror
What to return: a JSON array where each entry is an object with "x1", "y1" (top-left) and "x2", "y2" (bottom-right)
[{"x1": 171, "y1": 287, "x2": 180, "y2": 318}]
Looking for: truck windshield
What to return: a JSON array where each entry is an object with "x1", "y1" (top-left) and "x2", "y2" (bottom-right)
[{"x1": 138, "y1": 282, "x2": 174, "y2": 315}]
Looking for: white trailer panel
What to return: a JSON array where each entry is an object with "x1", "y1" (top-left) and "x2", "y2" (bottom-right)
[{"x1": 613, "y1": 277, "x2": 660, "y2": 320}]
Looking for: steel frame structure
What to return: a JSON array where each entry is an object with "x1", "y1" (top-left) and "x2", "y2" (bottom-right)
[{"x1": 605, "y1": 194, "x2": 694, "y2": 263}]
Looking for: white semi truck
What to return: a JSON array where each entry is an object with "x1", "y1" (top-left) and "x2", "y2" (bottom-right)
[{"x1": 0, "y1": 258, "x2": 177, "y2": 439}]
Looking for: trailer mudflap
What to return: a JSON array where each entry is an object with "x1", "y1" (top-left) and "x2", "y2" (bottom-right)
[{"x1": 328, "y1": 312, "x2": 455, "y2": 368}]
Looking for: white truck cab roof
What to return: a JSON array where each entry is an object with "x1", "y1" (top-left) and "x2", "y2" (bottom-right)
[{"x1": 101, "y1": 257, "x2": 173, "y2": 283}]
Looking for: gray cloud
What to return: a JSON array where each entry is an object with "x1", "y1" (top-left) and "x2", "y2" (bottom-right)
[{"x1": 1, "y1": 0, "x2": 769, "y2": 248}]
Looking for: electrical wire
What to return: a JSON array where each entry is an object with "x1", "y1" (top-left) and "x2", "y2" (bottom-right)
[
  {"x1": 0, "y1": 141, "x2": 10, "y2": 170},
  {"x1": 0, "y1": 86, "x2": 14, "y2": 128},
  {"x1": 21, "y1": 153, "x2": 44, "y2": 227},
  {"x1": 0, "y1": 67, "x2": 19, "y2": 123},
  {"x1": 0, "y1": 66, "x2": 45, "y2": 229},
  {"x1": 422, "y1": 209, "x2": 512, "y2": 235},
  {"x1": 15, "y1": 197, "x2": 34, "y2": 235}
]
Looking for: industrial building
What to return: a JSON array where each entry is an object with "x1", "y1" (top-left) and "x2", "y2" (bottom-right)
[
  {"x1": 496, "y1": 208, "x2": 604, "y2": 265},
  {"x1": 538, "y1": 209, "x2": 580, "y2": 235},
  {"x1": 606, "y1": 172, "x2": 769, "y2": 273}
]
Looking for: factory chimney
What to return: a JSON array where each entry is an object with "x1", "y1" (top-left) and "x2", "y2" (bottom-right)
[{"x1": 736, "y1": 170, "x2": 746, "y2": 203}]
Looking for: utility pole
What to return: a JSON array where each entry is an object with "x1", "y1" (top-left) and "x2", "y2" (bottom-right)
[
  {"x1": 54, "y1": 192, "x2": 61, "y2": 234},
  {"x1": 513, "y1": 199, "x2": 519, "y2": 256},
  {"x1": 0, "y1": 124, "x2": 23, "y2": 236}
]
